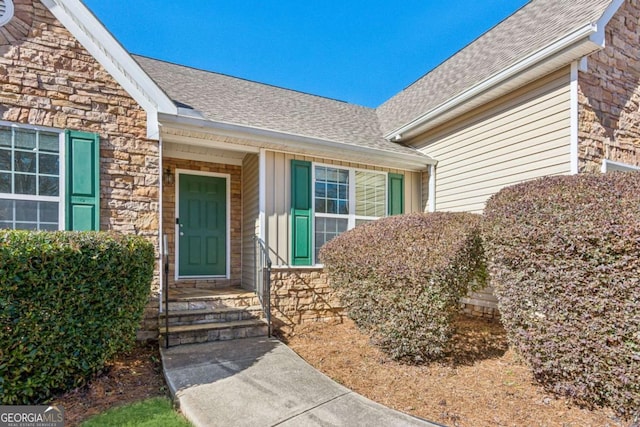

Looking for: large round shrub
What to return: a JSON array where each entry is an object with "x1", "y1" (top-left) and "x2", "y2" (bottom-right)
[
  {"x1": 320, "y1": 212, "x2": 486, "y2": 362},
  {"x1": 483, "y1": 173, "x2": 640, "y2": 418},
  {"x1": 0, "y1": 231, "x2": 154, "y2": 404}
]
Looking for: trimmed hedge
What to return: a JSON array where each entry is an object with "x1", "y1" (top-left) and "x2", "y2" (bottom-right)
[
  {"x1": 320, "y1": 212, "x2": 486, "y2": 362},
  {"x1": 483, "y1": 173, "x2": 640, "y2": 418},
  {"x1": 0, "y1": 231, "x2": 154, "y2": 404}
]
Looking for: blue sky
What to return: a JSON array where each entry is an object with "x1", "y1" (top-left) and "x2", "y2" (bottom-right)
[{"x1": 83, "y1": 0, "x2": 529, "y2": 108}]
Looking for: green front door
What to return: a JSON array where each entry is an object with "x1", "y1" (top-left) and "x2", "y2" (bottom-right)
[{"x1": 178, "y1": 174, "x2": 227, "y2": 276}]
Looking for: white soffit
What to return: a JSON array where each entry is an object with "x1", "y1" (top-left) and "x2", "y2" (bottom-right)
[{"x1": 159, "y1": 113, "x2": 435, "y2": 171}]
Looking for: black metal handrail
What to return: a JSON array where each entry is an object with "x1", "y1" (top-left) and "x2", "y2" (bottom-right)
[{"x1": 254, "y1": 235, "x2": 272, "y2": 337}]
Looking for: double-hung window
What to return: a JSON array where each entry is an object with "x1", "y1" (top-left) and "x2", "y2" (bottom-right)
[
  {"x1": 313, "y1": 165, "x2": 387, "y2": 261},
  {"x1": 0, "y1": 122, "x2": 100, "y2": 232},
  {"x1": 290, "y1": 160, "x2": 405, "y2": 266},
  {"x1": 0, "y1": 125, "x2": 63, "y2": 230}
]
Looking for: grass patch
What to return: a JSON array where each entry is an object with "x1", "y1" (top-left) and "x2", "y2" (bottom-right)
[{"x1": 81, "y1": 397, "x2": 191, "y2": 427}]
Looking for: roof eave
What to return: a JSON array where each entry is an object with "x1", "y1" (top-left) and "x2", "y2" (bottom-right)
[
  {"x1": 42, "y1": 0, "x2": 178, "y2": 139},
  {"x1": 158, "y1": 113, "x2": 436, "y2": 171},
  {"x1": 385, "y1": 22, "x2": 603, "y2": 143}
]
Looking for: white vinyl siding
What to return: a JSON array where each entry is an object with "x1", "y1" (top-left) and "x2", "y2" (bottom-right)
[
  {"x1": 264, "y1": 151, "x2": 422, "y2": 266},
  {"x1": 241, "y1": 153, "x2": 260, "y2": 289},
  {"x1": 416, "y1": 67, "x2": 572, "y2": 213}
]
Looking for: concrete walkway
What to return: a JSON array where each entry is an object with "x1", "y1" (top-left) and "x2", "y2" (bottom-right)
[{"x1": 160, "y1": 337, "x2": 443, "y2": 427}]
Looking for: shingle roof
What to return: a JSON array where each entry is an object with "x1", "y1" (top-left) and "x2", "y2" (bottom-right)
[
  {"x1": 376, "y1": 0, "x2": 614, "y2": 136},
  {"x1": 135, "y1": 0, "x2": 617, "y2": 153},
  {"x1": 134, "y1": 55, "x2": 421, "y2": 157}
]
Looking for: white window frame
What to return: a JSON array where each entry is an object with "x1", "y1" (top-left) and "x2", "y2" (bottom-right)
[
  {"x1": 0, "y1": 121, "x2": 65, "y2": 230},
  {"x1": 311, "y1": 162, "x2": 388, "y2": 264}
]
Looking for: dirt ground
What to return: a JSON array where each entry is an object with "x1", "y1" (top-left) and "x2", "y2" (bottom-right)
[
  {"x1": 281, "y1": 316, "x2": 631, "y2": 427},
  {"x1": 49, "y1": 342, "x2": 168, "y2": 427},
  {"x1": 49, "y1": 317, "x2": 633, "y2": 427}
]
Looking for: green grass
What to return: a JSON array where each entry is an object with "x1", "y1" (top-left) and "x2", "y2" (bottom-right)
[{"x1": 81, "y1": 397, "x2": 191, "y2": 427}]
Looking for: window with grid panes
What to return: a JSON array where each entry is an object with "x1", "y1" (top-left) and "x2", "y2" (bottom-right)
[
  {"x1": 313, "y1": 165, "x2": 387, "y2": 262},
  {"x1": 0, "y1": 125, "x2": 62, "y2": 230}
]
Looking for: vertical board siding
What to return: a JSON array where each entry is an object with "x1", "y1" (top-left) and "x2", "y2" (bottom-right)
[
  {"x1": 264, "y1": 151, "x2": 423, "y2": 266},
  {"x1": 241, "y1": 154, "x2": 259, "y2": 289},
  {"x1": 417, "y1": 68, "x2": 573, "y2": 213}
]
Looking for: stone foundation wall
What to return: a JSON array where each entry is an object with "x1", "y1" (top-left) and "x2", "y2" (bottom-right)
[
  {"x1": 460, "y1": 303, "x2": 501, "y2": 320},
  {"x1": 0, "y1": 1, "x2": 160, "y2": 339},
  {"x1": 270, "y1": 267, "x2": 345, "y2": 331},
  {"x1": 269, "y1": 267, "x2": 502, "y2": 331},
  {"x1": 578, "y1": 0, "x2": 640, "y2": 172}
]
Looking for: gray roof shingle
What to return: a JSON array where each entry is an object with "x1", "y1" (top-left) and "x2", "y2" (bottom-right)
[
  {"x1": 135, "y1": 0, "x2": 616, "y2": 153},
  {"x1": 134, "y1": 55, "x2": 420, "y2": 157},
  {"x1": 376, "y1": 0, "x2": 614, "y2": 136}
]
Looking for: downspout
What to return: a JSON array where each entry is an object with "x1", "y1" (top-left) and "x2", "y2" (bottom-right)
[
  {"x1": 570, "y1": 61, "x2": 580, "y2": 174},
  {"x1": 258, "y1": 149, "x2": 267, "y2": 242},
  {"x1": 428, "y1": 163, "x2": 437, "y2": 212}
]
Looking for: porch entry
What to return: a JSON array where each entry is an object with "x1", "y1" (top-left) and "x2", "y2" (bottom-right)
[{"x1": 177, "y1": 172, "x2": 228, "y2": 277}]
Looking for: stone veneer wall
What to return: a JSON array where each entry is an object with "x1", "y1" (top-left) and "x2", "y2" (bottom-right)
[
  {"x1": 578, "y1": 0, "x2": 640, "y2": 172},
  {"x1": 269, "y1": 267, "x2": 500, "y2": 332},
  {"x1": 460, "y1": 303, "x2": 500, "y2": 320},
  {"x1": 0, "y1": 0, "x2": 160, "y2": 339},
  {"x1": 161, "y1": 157, "x2": 242, "y2": 289},
  {"x1": 270, "y1": 267, "x2": 345, "y2": 331}
]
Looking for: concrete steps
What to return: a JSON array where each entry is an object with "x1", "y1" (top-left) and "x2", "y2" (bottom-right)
[
  {"x1": 160, "y1": 305, "x2": 264, "y2": 326},
  {"x1": 159, "y1": 287, "x2": 268, "y2": 347}
]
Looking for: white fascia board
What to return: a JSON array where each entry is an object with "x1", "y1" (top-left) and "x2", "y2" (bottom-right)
[
  {"x1": 159, "y1": 113, "x2": 436, "y2": 171},
  {"x1": 385, "y1": 23, "x2": 600, "y2": 142},
  {"x1": 589, "y1": 0, "x2": 625, "y2": 47},
  {"x1": 42, "y1": 0, "x2": 177, "y2": 139}
]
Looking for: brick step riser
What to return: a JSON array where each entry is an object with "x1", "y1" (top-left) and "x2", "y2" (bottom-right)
[
  {"x1": 165, "y1": 324, "x2": 268, "y2": 346},
  {"x1": 163, "y1": 310, "x2": 264, "y2": 326},
  {"x1": 168, "y1": 297, "x2": 261, "y2": 312}
]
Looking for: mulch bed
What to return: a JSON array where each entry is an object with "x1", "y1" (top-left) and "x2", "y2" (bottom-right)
[
  {"x1": 46, "y1": 317, "x2": 633, "y2": 426},
  {"x1": 281, "y1": 315, "x2": 630, "y2": 427},
  {"x1": 49, "y1": 342, "x2": 168, "y2": 427}
]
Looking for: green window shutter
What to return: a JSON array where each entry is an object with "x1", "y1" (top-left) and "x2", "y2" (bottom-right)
[
  {"x1": 65, "y1": 130, "x2": 100, "y2": 231},
  {"x1": 388, "y1": 173, "x2": 404, "y2": 216},
  {"x1": 291, "y1": 160, "x2": 312, "y2": 266}
]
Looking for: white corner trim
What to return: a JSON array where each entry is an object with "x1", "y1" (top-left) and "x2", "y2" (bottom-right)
[
  {"x1": 386, "y1": 23, "x2": 599, "y2": 141},
  {"x1": 570, "y1": 61, "x2": 579, "y2": 175},
  {"x1": 158, "y1": 132, "x2": 164, "y2": 312},
  {"x1": 41, "y1": 0, "x2": 177, "y2": 139}
]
